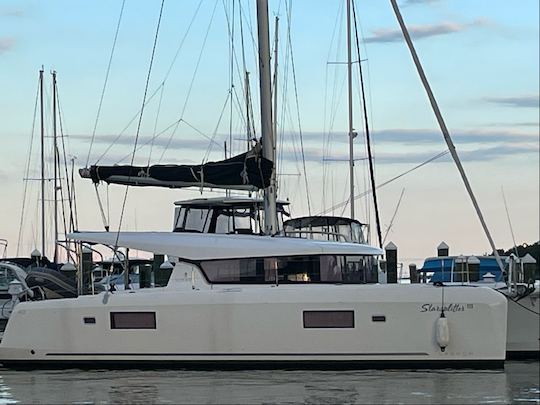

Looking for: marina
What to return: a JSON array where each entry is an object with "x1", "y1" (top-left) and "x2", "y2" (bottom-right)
[{"x1": 0, "y1": 0, "x2": 538, "y2": 403}]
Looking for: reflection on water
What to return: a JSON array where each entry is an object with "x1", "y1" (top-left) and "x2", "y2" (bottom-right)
[{"x1": 0, "y1": 361, "x2": 538, "y2": 404}]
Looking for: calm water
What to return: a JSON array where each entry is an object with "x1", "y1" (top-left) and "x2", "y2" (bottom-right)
[{"x1": 0, "y1": 361, "x2": 538, "y2": 404}]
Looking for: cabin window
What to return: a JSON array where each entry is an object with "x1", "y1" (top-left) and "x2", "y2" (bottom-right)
[
  {"x1": 199, "y1": 255, "x2": 377, "y2": 284},
  {"x1": 215, "y1": 210, "x2": 234, "y2": 233},
  {"x1": 184, "y1": 208, "x2": 211, "y2": 233},
  {"x1": 303, "y1": 310, "x2": 354, "y2": 328},
  {"x1": 110, "y1": 312, "x2": 156, "y2": 329},
  {"x1": 173, "y1": 207, "x2": 186, "y2": 231}
]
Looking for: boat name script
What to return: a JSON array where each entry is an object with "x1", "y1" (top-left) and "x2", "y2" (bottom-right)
[{"x1": 420, "y1": 303, "x2": 471, "y2": 313}]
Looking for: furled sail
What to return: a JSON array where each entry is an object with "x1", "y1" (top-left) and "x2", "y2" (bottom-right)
[{"x1": 80, "y1": 144, "x2": 272, "y2": 191}]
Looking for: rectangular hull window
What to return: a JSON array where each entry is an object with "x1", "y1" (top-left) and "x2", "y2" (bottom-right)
[
  {"x1": 303, "y1": 310, "x2": 354, "y2": 328},
  {"x1": 110, "y1": 312, "x2": 156, "y2": 329}
]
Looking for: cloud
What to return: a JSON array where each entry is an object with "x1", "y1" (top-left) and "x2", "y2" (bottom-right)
[
  {"x1": 303, "y1": 144, "x2": 537, "y2": 165},
  {"x1": 70, "y1": 126, "x2": 538, "y2": 167},
  {"x1": 0, "y1": 37, "x2": 15, "y2": 54},
  {"x1": 484, "y1": 95, "x2": 540, "y2": 108},
  {"x1": 289, "y1": 128, "x2": 538, "y2": 146},
  {"x1": 1, "y1": 8, "x2": 24, "y2": 17},
  {"x1": 365, "y1": 20, "x2": 488, "y2": 43},
  {"x1": 372, "y1": 128, "x2": 537, "y2": 145}
]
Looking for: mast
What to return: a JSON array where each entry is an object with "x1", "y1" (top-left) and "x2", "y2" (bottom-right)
[
  {"x1": 52, "y1": 70, "x2": 59, "y2": 263},
  {"x1": 39, "y1": 67, "x2": 45, "y2": 257},
  {"x1": 272, "y1": 16, "x2": 279, "y2": 165},
  {"x1": 346, "y1": 0, "x2": 355, "y2": 220},
  {"x1": 389, "y1": 0, "x2": 505, "y2": 271},
  {"x1": 256, "y1": 0, "x2": 277, "y2": 234}
]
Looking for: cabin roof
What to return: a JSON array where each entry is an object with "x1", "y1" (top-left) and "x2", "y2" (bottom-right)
[
  {"x1": 284, "y1": 216, "x2": 366, "y2": 227},
  {"x1": 174, "y1": 196, "x2": 289, "y2": 207},
  {"x1": 68, "y1": 231, "x2": 382, "y2": 260}
]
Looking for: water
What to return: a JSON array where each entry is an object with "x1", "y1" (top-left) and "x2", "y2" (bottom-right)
[{"x1": 0, "y1": 361, "x2": 537, "y2": 404}]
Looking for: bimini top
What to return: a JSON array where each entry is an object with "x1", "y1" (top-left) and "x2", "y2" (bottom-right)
[{"x1": 67, "y1": 232, "x2": 383, "y2": 261}]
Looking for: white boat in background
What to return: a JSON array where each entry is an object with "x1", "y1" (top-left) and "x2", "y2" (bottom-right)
[
  {"x1": 0, "y1": 231, "x2": 507, "y2": 369},
  {"x1": 420, "y1": 253, "x2": 539, "y2": 359}
]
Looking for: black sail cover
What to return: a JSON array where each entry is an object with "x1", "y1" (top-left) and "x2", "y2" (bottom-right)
[{"x1": 80, "y1": 146, "x2": 273, "y2": 191}]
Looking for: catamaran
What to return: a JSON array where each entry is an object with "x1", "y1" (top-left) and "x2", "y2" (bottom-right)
[
  {"x1": 0, "y1": 231, "x2": 508, "y2": 368},
  {"x1": 0, "y1": 0, "x2": 510, "y2": 368}
]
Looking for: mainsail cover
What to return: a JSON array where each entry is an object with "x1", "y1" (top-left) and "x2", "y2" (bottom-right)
[{"x1": 80, "y1": 146, "x2": 273, "y2": 191}]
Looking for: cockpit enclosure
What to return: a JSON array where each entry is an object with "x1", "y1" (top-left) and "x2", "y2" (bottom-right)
[
  {"x1": 198, "y1": 254, "x2": 378, "y2": 284},
  {"x1": 173, "y1": 197, "x2": 290, "y2": 235},
  {"x1": 283, "y1": 216, "x2": 367, "y2": 244}
]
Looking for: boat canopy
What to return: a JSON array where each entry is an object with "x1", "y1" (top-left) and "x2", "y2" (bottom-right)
[
  {"x1": 67, "y1": 232, "x2": 383, "y2": 261},
  {"x1": 79, "y1": 146, "x2": 272, "y2": 191}
]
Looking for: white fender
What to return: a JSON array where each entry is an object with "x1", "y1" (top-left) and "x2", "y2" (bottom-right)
[{"x1": 436, "y1": 315, "x2": 450, "y2": 352}]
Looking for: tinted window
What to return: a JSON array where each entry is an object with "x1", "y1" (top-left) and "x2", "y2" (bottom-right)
[
  {"x1": 303, "y1": 310, "x2": 354, "y2": 328},
  {"x1": 110, "y1": 312, "x2": 156, "y2": 329},
  {"x1": 200, "y1": 255, "x2": 377, "y2": 284}
]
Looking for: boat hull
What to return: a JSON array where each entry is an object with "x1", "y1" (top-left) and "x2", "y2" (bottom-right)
[
  {"x1": 506, "y1": 292, "x2": 540, "y2": 359},
  {"x1": 0, "y1": 284, "x2": 507, "y2": 369}
]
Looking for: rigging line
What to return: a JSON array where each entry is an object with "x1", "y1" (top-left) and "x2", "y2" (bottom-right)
[
  {"x1": 285, "y1": 1, "x2": 311, "y2": 215},
  {"x1": 146, "y1": 82, "x2": 165, "y2": 167},
  {"x1": 181, "y1": 119, "x2": 224, "y2": 150},
  {"x1": 16, "y1": 74, "x2": 40, "y2": 256},
  {"x1": 95, "y1": 84, "x2": 163, "y2": 164},
  {"x1": 55, "y1": 82, "x2": 76, "y2": 246},
  {"x1": 322, "y1": 0, "x2": 345, "y2": 208},
  {"x1": 95, "y1": 1, "x2": 204, "y2": 165},
  {"x1": 239, "y1": 5, "x2": 254, "y2": 149},
  {"x1": 226, "y1": 0, "x2": 235, "y2": 161},
  {"x1": 383, "y1": 188, "x2": 405, "y2": 245},
  {"x1": 85, "y1": 0, "x2": 126, "y2": 167},
  {"x1": 238, "y1": 1, "x2": 258, "y2": 74},
  {"x1": 158, "y1": 0, "x2": 219, "y2": 163},
  {"x1": 114, "y1": 0, "x2": 165, "y2": 253},
  {"x1": 203, "y1": 91, "x2": 232, "y2": 163},
  {"x1": 501, "y1": 186, "x2": 519, "y2": 256},
  {"x1": 114, "y1": 116, "x2": 222, "y2": 164},
  {"x1": 319, "y1": 150, "x2": 450, "y2": 215},
  {"x1": 163, "y1": 0, "x2": 204, "y2": 82},
  {"x1": 390, "y1": 0, "x2": 505, "y2": 272},
  {"x1": 71, "y1": 159, "x2": 79, "y2": 230},
  {"x1": 352, "y1": 0, "x2": 382, "y2": 248},
  {"x1": 222, "y1": 0, "x2": 251, "y2": 129},
  {"x1": 52, "y1": 78, "x2": 70, "y2": 256}
]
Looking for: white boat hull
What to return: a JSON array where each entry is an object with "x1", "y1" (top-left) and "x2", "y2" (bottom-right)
[
  {"x1": 0, "y1": 284, "x2": 507, "y2": 368},
  {"x1": 506, "y1": 291, "x2": 540, "y2": 358}
]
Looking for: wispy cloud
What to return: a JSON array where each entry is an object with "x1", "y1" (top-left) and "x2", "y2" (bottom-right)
[
  {"x1": 365, "y1": 19, "x2": 488, "y2": 43},
  {"x1": 484, "y1": 95, "x2": 540, "y2": 108},
  {"x1": 372, "y1": 128, "x2": 537, "y2": 145},
  {"x1": 312, "y1": 144, "x2": 537, "y2": 165},
  {"x1": 294, "y1": 128, "x2": 538, "y2": 146},
  {"x1": 1, "y1": 8, "x2": 24, "y2": 17},
  {"x1": 69, "y1": 126, "x2": 538, "y2": 167},
  {"x1": 0, "y1": 37, "x2": 15, "y2": 54}
]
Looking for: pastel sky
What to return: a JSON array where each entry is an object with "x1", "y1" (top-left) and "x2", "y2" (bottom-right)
[{"x1": 0, "y1": 0, "x2": 538, "y2": 265}]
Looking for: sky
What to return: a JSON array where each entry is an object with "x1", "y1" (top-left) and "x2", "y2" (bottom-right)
[{"x1": 0, "y1": 0, "x2": 538, "y2": 266}]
